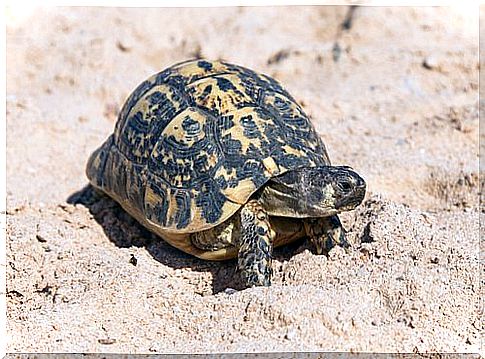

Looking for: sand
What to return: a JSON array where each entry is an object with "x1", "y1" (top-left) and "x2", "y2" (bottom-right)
[{"x1": 5, "y1": 5, "x2": 481, "y2": 354}]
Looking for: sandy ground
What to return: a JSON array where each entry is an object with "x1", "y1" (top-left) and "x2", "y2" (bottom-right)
[{"x1": 5, "y1": 5, "x2": 481, "y2": 354}]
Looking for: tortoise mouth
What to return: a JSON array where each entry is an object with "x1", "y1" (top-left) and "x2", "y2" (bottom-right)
[{"x1": 335, "y1": 185, "x2": 366, "y2": 211}]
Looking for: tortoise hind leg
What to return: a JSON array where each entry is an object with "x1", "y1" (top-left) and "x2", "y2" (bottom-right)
[
  {"x1": 304, "y1": 215, "x2": 349, "y2": 255},
  {"x1": 191, "y1": 217, "x2": 239, "y2": 252},
  {"x1": 238, "y1": 200, "x2": 274, "y2": 287}
]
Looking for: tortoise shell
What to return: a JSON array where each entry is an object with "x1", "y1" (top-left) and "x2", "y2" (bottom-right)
[{"x1": 86, "y1": 59, "x2": 330, "y2": 235}]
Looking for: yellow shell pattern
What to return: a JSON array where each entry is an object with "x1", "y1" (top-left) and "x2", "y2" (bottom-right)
[{"x1": 86, "y1": 60, "x2": 330, "y2": 234}]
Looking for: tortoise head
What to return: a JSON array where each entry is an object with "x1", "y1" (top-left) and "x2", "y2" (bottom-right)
[{"x1": 260, "y1": 165, "x2": 366, "y2": 217}]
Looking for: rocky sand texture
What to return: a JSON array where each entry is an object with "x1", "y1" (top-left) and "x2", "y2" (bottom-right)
[{"x1": 6, "y1": 6, "x2": 481, "y2": 354}]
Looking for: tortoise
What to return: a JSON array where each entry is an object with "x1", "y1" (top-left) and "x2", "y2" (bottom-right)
[{"x1": 86, "y1": 59, "x2": 366, "y2": 287}]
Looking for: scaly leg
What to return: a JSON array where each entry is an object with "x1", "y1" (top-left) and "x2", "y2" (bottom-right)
[
  {"x1": 238, "y1": 200, "x2": 274, "y2": 287},
  {"x1": 304, "y1": 215, "x2": 349, "y2": 254},
  {"x1": 191, "y1": 215, "x2": 240, "y2": 251}
]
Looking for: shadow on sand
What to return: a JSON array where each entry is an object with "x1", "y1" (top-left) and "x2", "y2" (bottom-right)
[{"x1": 67, "y1": 184, "x2": 304, "y2": 294}]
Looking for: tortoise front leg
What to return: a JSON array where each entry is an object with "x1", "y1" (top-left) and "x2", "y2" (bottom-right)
[
  {"x1": 238, "y1": 200, "x2": 274, "y2": 287},
  {"x1": 304, "y1": 215, "x2": 349, "y2": 254}
]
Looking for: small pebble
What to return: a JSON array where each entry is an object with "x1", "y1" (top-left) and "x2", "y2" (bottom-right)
[
  {"x1": 422, "y1": 56, "x2": 439, "y2": 70},
  {"x1": 149, "y1": 343, "x2": 162, "y2": 352},
  {"x1": 332, "y1": 42, "x2": 342, "y2": 62},
  {"x1": 285, "y1": 328, "x2": 298, "y2": 340},
  {"x1": 267, "y1": 49, "x2": 291, "y2": 65},
  {"x1": 116, "y1": 41, "x2": 130, "y2": 52},
  {"x1": 98, "y1": 338, "x2": 116, "y2": 345},
  {"x1": 224, "y1": 288, "x2": 237, "y2": 295}
]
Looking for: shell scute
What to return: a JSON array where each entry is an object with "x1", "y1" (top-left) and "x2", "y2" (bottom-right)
[{"x1": 87, "y1": 59, "x2": 330, "y2": 234}]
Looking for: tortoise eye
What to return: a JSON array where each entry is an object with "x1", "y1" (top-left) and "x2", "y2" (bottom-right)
[{"x1": 337, "y1": 180, "x2": 352, "y2": 192}]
